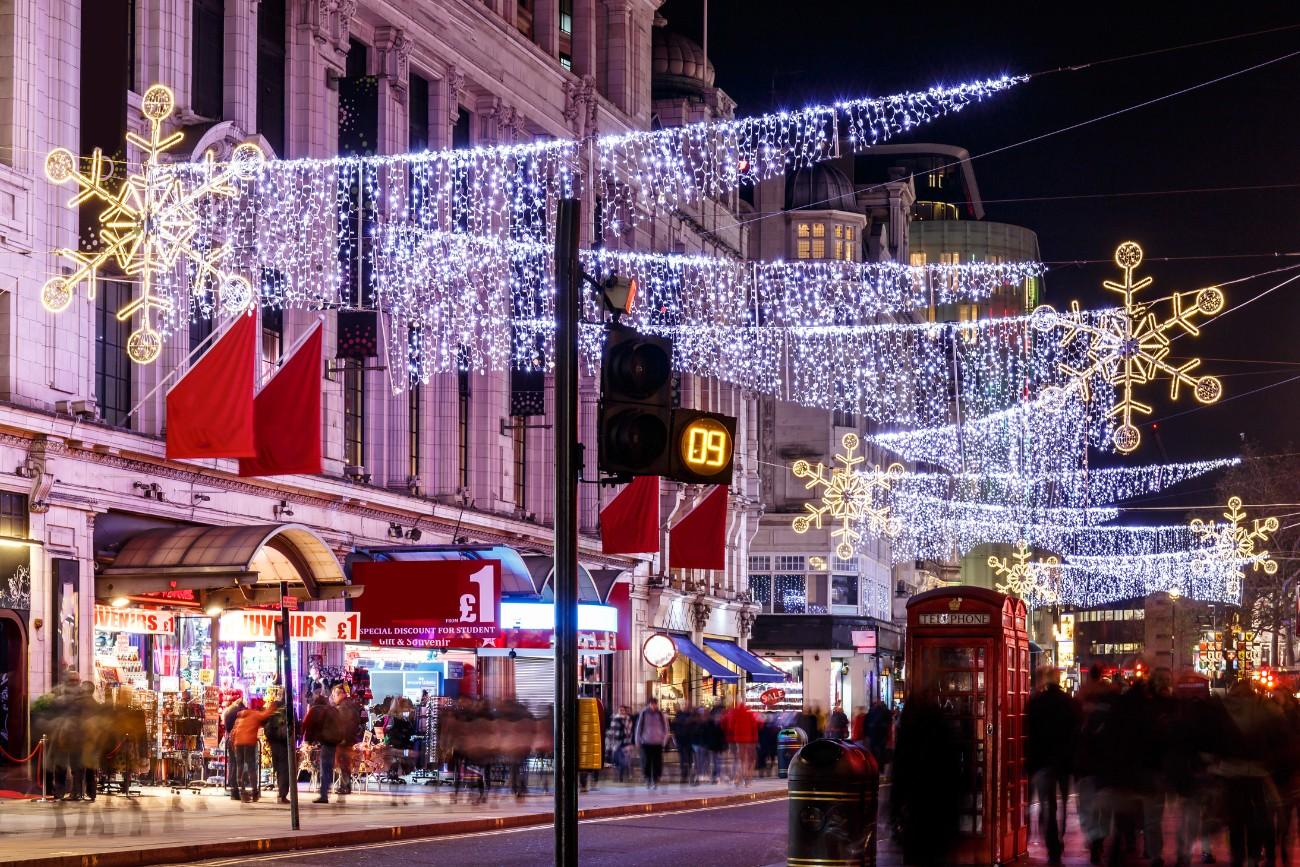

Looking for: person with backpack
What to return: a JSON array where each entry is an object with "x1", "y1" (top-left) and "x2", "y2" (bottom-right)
[
  {"x1": 262, "y1": 697, "x2": 297, "y2": 804},
  {"x1": 302, "y1": 692, "x2": 342, "y2": 803},
  {"x1": 633, "y1": 698, "x2": 669, "y2": 789},
  {"x1": 332, "y1": 685, "x2": 363, "y2": 795}
]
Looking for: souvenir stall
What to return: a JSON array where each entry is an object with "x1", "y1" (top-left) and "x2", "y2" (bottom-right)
[{"x1": 92, "y1": 605, "x2": 220, "y2": 787}]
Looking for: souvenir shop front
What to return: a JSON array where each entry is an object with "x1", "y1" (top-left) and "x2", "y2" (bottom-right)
[{"x1": 92, "y1": 520, "x2": 358, "y2": 784}]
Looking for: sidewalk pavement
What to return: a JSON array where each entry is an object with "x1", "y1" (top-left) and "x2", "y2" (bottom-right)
[{"x1": 0, "y1": 775, "x2": 787, "y2": 867}]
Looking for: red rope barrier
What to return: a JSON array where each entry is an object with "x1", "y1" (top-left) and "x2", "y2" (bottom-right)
[{"x1": 0, "y1": 740, "x2": 42, "y2": 764}]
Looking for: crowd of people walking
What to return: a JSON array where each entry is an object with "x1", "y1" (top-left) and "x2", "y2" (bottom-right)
[{"x1": 888, "y1": 664, "x2": 1300, "y2": 867}]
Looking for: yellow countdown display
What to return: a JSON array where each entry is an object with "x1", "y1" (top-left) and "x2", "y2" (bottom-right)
[{"x1": 678, "y1": 416, "x2": 732, "y2": 476}]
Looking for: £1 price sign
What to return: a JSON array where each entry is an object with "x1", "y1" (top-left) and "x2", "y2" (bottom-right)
[{"x1": 352, "y1": 559, "x2": 503, "y2": 648}]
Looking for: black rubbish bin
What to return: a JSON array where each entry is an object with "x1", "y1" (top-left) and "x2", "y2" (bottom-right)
[
  {"x1": 787, "y1": 738, "x2": 880, "y2": 867},
  {"x1": 776, "y1": 727, "x2": 807, "y2": 779}
]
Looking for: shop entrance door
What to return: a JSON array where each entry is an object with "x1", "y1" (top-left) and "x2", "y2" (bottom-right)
[
  {"x1": 921, "y1": 641, "x2": 992, "y2": 854},
  {"x1": 0, "y1": 611, "x2": 27, "y2": 762}
]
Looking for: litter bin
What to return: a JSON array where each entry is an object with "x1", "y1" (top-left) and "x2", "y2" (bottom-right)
[
  {"x1": 787, "y1": 737, "x2": 879, "y2": 867},
  {"x1": 776, "y1": 727, "x2": 807, "y2": 779}
]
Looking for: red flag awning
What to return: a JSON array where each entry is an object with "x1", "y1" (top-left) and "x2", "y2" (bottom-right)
[
  {"x1": 165, "y1": 313, "x2": 256, "y2": 460},
  {"x1": 600, "y1": 475, "x2": 660, "y2": 554},
  {"x1": 239, "y1": 322, "x2": 323, "y2": 477},
  {"x1": 669, "y1": 485, "x2": 728, "y2": 570}
]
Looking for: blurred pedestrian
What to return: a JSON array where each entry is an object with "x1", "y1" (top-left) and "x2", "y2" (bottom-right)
[
  {"x1": 706, "y1": 703, "x2": 727, "y2": 783},
  {"x1": 302, "y1": 692, "x2": 342, "y2": 803},
  {"x1": 864, "y1": 700, "x2": 891, "y2": 773},
  {"x1": 333, "y1": 685, "x2": 363, "y2": 794},
  {"x1": 757, "y1": 712, "x2": 779, "y2": 777},
  {"x1": 795, "y1": 706, "x2": 820, "y2": 742},
  {"x1": 825, "y1": 703, "x2": 849, "y2": 739},
  {"x1": 76, "y1": 682, "x2": 107, "y2": 801},
  {"x1": 1221, "y1": 679, "x2": 1286, "y2": 867},
  {"x1": 1273, "y1": 689, "x2": 1300, "y2": 866},
  {"x1": 633, "y1": 697, "x2": 668, "y2": 789},
  {"x1": 1025, "y1": 667, "x2": 1081, "y2": 864},
  {"x1": 222, "y1": 692, "x2": 246, "y2": 800},
  {"x1": 890, "y1": 687, "x2": 961, "y2": 867},
  {"x1": 672, "y1": 701, "x2": 696, "y2": 785},
  {"x1": 722, "y1": 699, "x2": 759, "y2": 787},
  {"x1": 1075, "y1": 664, "x2": 1117, "y2": 864},
  {"x1": 606, "y1": 705, "x2": 632, "y2": 782},
  {"x1": 850, "y1": 704, "x2": 867, "y2": 745},
  {"x1": 262, "y1": 698, "x2": 296, "y2": 804}
]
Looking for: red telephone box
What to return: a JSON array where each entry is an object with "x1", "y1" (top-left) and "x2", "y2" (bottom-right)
[{"x1": 906, "y1": 586, "x2": 1029, "y2": 865}]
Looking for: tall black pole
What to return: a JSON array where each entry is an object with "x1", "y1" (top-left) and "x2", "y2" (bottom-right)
[
  {"x1": 553, "y1": 198, "x2": 581, "y2": 867},
  {"x1": 279, "y1": 580, "x2": 300, "y2": 831}
]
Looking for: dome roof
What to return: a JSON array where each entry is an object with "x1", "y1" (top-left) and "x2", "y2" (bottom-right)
[
  {"x1": 785, "y1": 163, "x2": 857, "y2": 212},
  {"x1": 652, "y1": 29, "x2": 715, "y2": 94}
]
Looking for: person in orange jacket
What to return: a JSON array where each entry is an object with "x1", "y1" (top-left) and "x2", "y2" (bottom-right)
[{"x1": 231, "y1": 701, "x2": 277, "y2": 802}]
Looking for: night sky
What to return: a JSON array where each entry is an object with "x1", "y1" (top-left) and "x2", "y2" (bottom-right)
[{"x1": 664, "y1": 3, "x2": 1300, "y2": 487}]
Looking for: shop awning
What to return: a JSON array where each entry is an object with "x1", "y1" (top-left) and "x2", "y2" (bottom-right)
[
  {"x1": 671, "y1": 634, "x2": 739, "y2": 682},
  {"x1": 98, "y1": 523, "x2": 353, "y2": 604},
  {"x1": 520, "y1": 552, "x2": 601, "y2": 603},
  {"x1": 703, "y1": 638, "x2": 786, "y2": 683}
]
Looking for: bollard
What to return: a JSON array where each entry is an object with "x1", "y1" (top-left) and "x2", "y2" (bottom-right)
[
  {"x1": 776, "y1": 726, "x2": 808, "y2": 779},
  {"x1": 787, "y1": 738, "x2": 879, "y2": 867}
]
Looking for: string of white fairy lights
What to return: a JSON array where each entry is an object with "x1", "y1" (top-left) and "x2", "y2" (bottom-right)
[
  {"x1": 866, "y1": 389, "x2": 1115, "y2": 475},
  {"x1": 895, "y1": 458, "x2": 1239, "y2": 509},
  {"x1": 1053, "y1": 551, "x2": 1251, "y2": 605},
  {"x1": 150, "y1": 75, "x2": 1026, "y2": 357}
]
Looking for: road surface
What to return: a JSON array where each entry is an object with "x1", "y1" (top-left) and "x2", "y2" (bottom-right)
[{"x1": 183, "y1": 796, "x2": 789, "y2": 867}]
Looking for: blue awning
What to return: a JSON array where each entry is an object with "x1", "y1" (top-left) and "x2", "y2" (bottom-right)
[
  {"x1": 670, "y1": 634, "x2": 739, "y2": 681},
  {"x1": 703, "y1": 638, "x2": 786, "y2": 683}
]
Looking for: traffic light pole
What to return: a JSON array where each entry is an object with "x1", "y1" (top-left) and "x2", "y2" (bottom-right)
[{"x1": 553, "y1": 197, "x2": 581, "y2": 867}]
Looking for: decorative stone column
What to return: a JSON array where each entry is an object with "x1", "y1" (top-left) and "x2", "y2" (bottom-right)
[{"x1": 223, "y1": 0, "x2": 258, "y2": 129}]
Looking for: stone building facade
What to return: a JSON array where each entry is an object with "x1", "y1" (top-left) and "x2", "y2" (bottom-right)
[{"x1": 0, "y1": 0, "x2": 760, "y2": 749}]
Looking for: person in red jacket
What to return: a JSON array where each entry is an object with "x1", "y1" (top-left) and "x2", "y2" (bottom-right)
[{"x1": 722, "y1": 700, "x2": 759, "y2": 787}]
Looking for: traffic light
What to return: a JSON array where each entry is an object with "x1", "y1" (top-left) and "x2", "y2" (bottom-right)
[
  {"x1": 597, "y1": 324, "x2": 738, "y2": 484},
  {"x1": 670, "y1": 409, "x2": 737, "y2": 485},
  {"x1": 598, "y1": 323, "x2": 673, "y2": 476}
]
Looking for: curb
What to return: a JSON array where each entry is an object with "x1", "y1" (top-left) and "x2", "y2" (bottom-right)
[{"x1": 4, "y1": 789, "x2": 786, "y2": 867}]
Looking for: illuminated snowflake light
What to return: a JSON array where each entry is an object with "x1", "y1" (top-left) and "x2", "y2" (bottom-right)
[
  {"x1": 988, "y1": 540, "x2": 1060, "y2": 605},
  {"x1": 1032, "y1": 241, "x2": 1224, "y2": 453},
  {"x1": 791, "y1": 432, "x2": 903, "y2": 560},
  {"x1": 42, "y1": 83, "x2": 265, "y2": 364},
  {"x1": 1190, "y1": 496, "x2": 1278, "y2": 599}
]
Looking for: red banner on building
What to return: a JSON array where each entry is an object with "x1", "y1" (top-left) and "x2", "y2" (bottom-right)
[{"x1": 351, "y1": 559, "x2": 502, "y2": 648}]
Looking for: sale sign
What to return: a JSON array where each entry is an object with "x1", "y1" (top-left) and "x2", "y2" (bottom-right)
[
  {"x1": 351, "y1": 559, "x2": 502, "y2": 648},
  {"x1": 94, "y1": 605, "x2": 176, "y2": 635},
  {"x1": 219, "y1": 611, "x2": 361, "y2": 643}
]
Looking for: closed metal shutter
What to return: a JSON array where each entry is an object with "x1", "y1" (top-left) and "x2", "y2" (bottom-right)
[{"x1": 513, "y1": 656, "x2": 555, "y2": 715}]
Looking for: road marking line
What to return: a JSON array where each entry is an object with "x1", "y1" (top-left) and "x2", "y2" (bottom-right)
[{"x1": 192, "y1": 795, "x2": 787, "y2": 864}]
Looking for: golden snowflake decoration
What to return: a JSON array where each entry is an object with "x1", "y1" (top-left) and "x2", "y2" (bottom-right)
[
  {"x1": 790, "y1": 432, "x2": 904, "y2": 560},
  {"x1": 1190, "y1": 496, "x2": 1278, "y2": 599},
  {"x1": 42, "y1": 84, "x2": 265, "y2": 364},
  {"x1": 988, "y1": 540, "x2": 1060, "y2": 605},
  {"x1": 1032, "y1": 242, "x2": 1224, "y2": 454}
]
